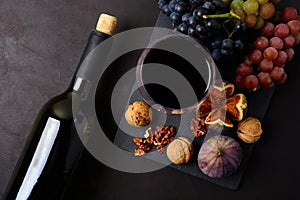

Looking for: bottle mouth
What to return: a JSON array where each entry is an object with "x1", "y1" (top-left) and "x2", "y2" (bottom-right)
[{"x1": 136, "y1": 32, "x2": 216, "y2": 114}]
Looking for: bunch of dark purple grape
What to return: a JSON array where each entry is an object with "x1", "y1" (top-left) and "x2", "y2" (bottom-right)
[{"x1": 157, "y1": 0, "x2": 248, "y2": 61}]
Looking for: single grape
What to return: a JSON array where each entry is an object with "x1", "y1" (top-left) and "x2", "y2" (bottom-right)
[
  {"x1": 243, "y1": 0, "x2": 259, "y2": 15},
  {"x1": 257, "y1": 72, "x2": 273, "y2": 89},
  {"x1": 187, "y1": 16, "x2": 199, "y2": 28},
  {"x1": 182, "y1": 13, "x2": 191, "y2": 23},
  {"x1": 263, "y1": 47, "x2": 278, "y2": 61},
  {"x1": 168, "y1": 0, "x2": 177, "y2": 12},
  {"x1": 259, "y1": 2, "x2": 275, "y2": 20},
  {"x1": 269, "y1": 37, "x2": 284, "y2": 50},
  {"x1": 270, "y1": 66, "x2": 284, "y2": 81},
  {"x1": 206, "y1": 19, "x2": 220, "y2": 31},
  {"x1": 285, "y1": 48, "x2": 295, "y2": 62},
  {"x1": 273, "y1": 50, "x2": 287, "y2": 66},
  {"x1": 212, "y1": 48, "x2": 222, "y2": 61},
  {"x1": 234, "y1": 39, "x2": 244, "y2": 51},
  {"x1": 244, "y1": 75, "x2": 259, "y2": 91},
  {"x1": 193, "y1": 7, "x2": 208, "y2": 20},
  {"x1": 175, "y1": 2, "x2": 188, "y2": 14},
  {"x1": 277, "y1": 72, "x2": 287, "y2": 84},
  {"x1": 196, "y1": 24, "x2": 208, "y2": 35},
  {"x1": 170, "y1": 12, "x2": 182, "y2": 25},
  {"x1": 162, "y1": 4, "x2": 172, "y2": 16},
  {"x1": 221, "y1": 39, "x2": 233, "y2": 50},
  {"x1": 230, "y1": 0, "x2": 244, "y2": 10},
  {"x1": 259, "y1": 59, "x2": 274, "y2": 72},
  {"x1": 287, "y1": 20, "x2": 300, "y2": 36},
  {"x1": 282, "y1": 7, "x2": 298, "y2": 22},
  {"x1": 188, "y1": 27, "x2": 197, "y2": 37},
  {"x1": 236, "y1": 63, "x2": 253, "y2": 76},
  {"x1": 260, "y1": 21, "x2": 274, "y2": 37},
  {"x1": 211, "y1": 40, "x2": 222, "y2": 49},
  {"x1": 254, "y1": 36, "x2": 269, "y2": 51},
  {"x1": 294, "y1": 32, "x2": 300, "y2": 45},
  {"x1": 235, "y1": 75, "x2": 245, "y2": 88},
  {"x1": 254, "y1": 16, "x2": 265, "y2": 30},
  {"x1": 234, "y1": 21, "x2": 247, "y2": 31},
  {"x1": 283, "y1": 35, "x2": 295, "y2": 49},
  {"x1": 234, "y1": 10, "x2": 246, "y2": 20},
  {"x1": 221, "y1": 48, "x2": 233, "y2": 56},
  {"x1": 244, "y1": 14, "x2": 257, "y2": 28},
  {"x1": 202, "y1": 1, "x2": 216, "y2": 13},
  {"x1": 177, "y1": 22, "x2": 188, "y2": 34},
  {"x1": 249, "y1": 49, "x2": 263, "y2": 64},
  {"x1": 274, "y1": 23, "x2": 290, "y2": 38}
]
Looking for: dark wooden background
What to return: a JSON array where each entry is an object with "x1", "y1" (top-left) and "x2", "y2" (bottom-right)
[{"x1": 0, "y1": 0, "x2": 299, "y2": 199}]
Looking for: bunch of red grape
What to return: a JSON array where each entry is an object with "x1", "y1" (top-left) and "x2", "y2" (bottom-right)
[{"x1": 235, "y1": 7, "x2": 300, "y2": 91}]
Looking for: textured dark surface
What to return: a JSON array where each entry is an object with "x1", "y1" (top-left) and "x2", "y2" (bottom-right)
[
  {"x1": 0, "y1": 0, "x2": 158, "y2": 197},
  {"x1": 1, "y1": 0, "x2": 300, "y2": 199}
]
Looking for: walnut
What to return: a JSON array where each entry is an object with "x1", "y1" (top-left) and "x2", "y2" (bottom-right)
[
  {"x1": 134, "y1": 149, "x2": 146, "y2": 156},
  {"x1": 139, "y1": 143, "x2": 152, "y2": 151},
  {"x1": 132, "y1": 125, "x2": 176, "y2": 155},
  {"x1": 133, "y1": 137, "x2": 143, "y2": 146},
  {"x1": 145, "y1": 136, "x2": 154, "y2": 144},
  {"x1": 125, "y1": 101, "x2": 152, "y2": 127},
  {"x1": 166, "y1": 137, "x2": 193, "y2": 165},
  {"x1": 190, "y1": 117, "x2": 208, "y2": 137},
  {"x1": 132, "y1": 137, "x2": 153, "y2": 156},
  {"x1": 237, "y1": 117, "x2": 263, "y2": 143}
]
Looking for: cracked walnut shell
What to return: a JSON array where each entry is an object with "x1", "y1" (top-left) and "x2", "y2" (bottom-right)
[
  {"x1": 125, "y1": 101, "x2": 152, "y2": 127},
  {"x1": 166, "y1": 137, "x2": 193, "y2": 165}
]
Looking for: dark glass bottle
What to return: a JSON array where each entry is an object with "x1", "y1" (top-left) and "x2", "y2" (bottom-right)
[{"x1": 2, "y1": 13, "x2": 117, "y2": 200}]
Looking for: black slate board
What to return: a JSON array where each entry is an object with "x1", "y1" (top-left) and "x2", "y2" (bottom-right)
[{"x1": 113, "y1": 13, "x2": 275, "y2": 190}]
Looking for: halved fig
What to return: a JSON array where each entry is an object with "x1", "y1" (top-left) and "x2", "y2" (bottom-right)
[{"x1": 196, "y1": 82, "x2": 247, "y2": 128}]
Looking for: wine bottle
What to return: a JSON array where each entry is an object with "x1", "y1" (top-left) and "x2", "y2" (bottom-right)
[{"x1": 2, "y1": 13, "x2": 117, "y2": 200}]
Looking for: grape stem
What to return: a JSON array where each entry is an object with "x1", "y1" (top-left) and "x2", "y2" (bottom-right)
[
  {"x1": 228, "y1": 29, "x2": 236, "y2": 39},
  {"x1": 203, "y1": 10, "x2": 241, "y2": 20}
]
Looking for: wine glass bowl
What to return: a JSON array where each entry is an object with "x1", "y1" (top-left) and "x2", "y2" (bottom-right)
[{"x1": 136, "y1": 33, "x2": 217, "y2": 114}]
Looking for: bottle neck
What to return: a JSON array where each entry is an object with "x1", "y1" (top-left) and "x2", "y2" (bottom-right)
[{"x1": 67, "y1": 30, "x2": 111, "y2": 92}]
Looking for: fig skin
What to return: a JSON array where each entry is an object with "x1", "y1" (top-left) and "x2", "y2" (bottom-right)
[{"x1": 198, "y1": 135, "x2": 243, "y2": 178}]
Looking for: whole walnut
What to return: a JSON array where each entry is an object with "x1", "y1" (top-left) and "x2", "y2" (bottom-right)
[
  {"x1": 166, "y1": 137, "x2": 193, "y2": 165},
  {"x1": 237, "y1": 117, "x2": 263, "y2": 143}
]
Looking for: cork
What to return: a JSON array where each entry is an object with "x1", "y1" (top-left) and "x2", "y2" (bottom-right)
[{"x1": 96, "y1": 13, "x2": 117, "y2": 35}]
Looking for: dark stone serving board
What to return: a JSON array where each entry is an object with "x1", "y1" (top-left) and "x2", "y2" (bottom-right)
[{"x1": 113, "y1": 13, "x2": 275, "y2": 190}]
